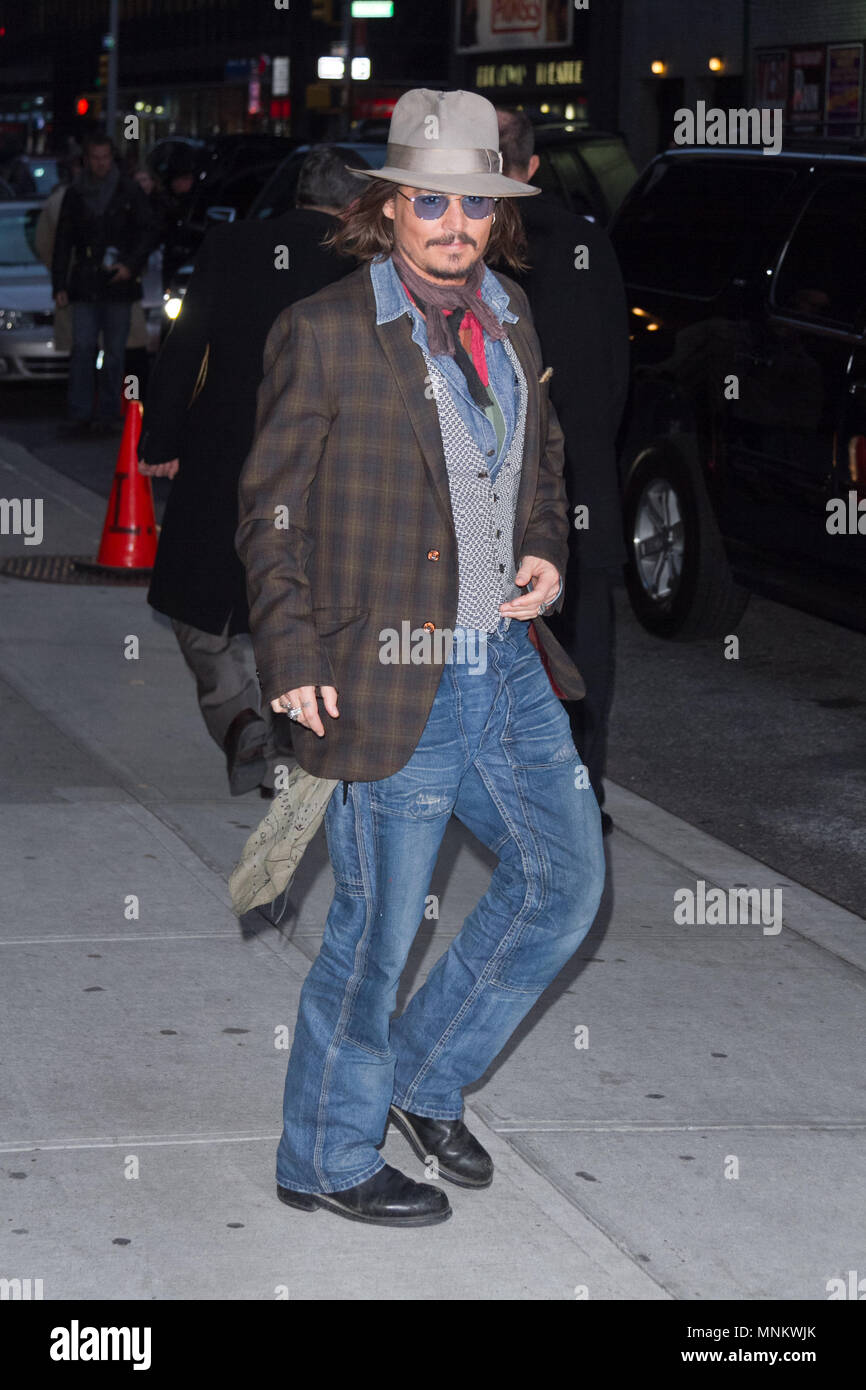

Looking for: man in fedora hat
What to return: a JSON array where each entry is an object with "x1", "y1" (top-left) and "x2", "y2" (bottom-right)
[{"x1": 236, "y1": 89, "x2": 605, "y2": 1228}]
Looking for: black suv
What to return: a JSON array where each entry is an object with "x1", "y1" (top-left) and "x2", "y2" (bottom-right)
[
  {"x1": 610, "y1": 146, "x2": 866, "y2": 637},
  {"x1": 527, "y1": 123, "x2": 637, "y2": 222}
]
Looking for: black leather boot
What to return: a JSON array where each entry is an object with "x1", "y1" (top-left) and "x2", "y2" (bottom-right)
[
  {"x1": 388, "y1": 1104, "x2": 493, "y2": 1188},
  {"x1": 276, "y1": 1162, "x2": 451, "y2": 1227}
]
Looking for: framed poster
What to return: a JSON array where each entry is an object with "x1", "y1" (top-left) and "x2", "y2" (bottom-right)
[
  {"x1": 456, "y1": 0, "x2": 574, "y2": 55},
  {"x1": 825, "y1": 42, "x2": 863, "y2": 132},
  {"x1": 755, "y1": 49, "x2": 789, "y2": 110},
  {"x1": 789, "y1": 46, "x2": 826, "y2": 129}
]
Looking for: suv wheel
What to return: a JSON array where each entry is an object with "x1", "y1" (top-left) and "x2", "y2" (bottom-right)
[{"x1": 623, "y1": 443, "x2": 749, "y2": 639}]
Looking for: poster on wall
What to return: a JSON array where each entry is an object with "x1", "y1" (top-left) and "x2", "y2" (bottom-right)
[
  {"x1": 789, "y1": 46, "x2": 826, "y2": 130},
  {"x1": 755, "y1": 49, "x2": 789, "y2": 110},
  {"x1": 456, "y1": 0, "x2": 574, "y2": 54},
  {"x1": 825, "y1": 42, "x2": 863, "y2": 133}
]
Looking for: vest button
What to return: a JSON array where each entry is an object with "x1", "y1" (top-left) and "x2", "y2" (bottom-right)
[
  {"x1": 495, "y1": 529, "x2": 501, "y2": 537},
  {"x1": 499, "y1": 563, "x2": 505, "y2": 573},
  {"x1": 427, "y1": 549, "x2": 440, "y2": 561},
  {"x1": 493, "y1": 493, "x2": 498, "y2": 502},
  {"x1": 477, "y1": 470, "x2": 488, "y2": 478},
  {"x1": 423, "y1": 621, "x2": 435, "y2": 632}
]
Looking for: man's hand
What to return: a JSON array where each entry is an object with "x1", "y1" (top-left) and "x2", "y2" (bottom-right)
[
  {"x1": 109, "y1": 263, "x2": 132, "y2": 283},
  {"x1": 138, "y1": 457, "x2": 179, "y2": 479},
  {"x1": 54, "y1": 290, "x2": 69, "y2": 309},
  {"x1": 499, "y1": 555, "x2": 560, "y2": 620},
  {"x1": 270, "y1": 685, "x2": 339, "y2": 738}
]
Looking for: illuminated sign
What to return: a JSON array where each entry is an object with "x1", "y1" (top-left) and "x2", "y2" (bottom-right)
[
  {"x1": 475, "y1": 58, "x2": 584, "y2": 89},
  {"x1": 457, "y1": 0, "x2": 573, "y2": 54}
]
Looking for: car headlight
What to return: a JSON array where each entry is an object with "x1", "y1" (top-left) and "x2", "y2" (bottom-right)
[
  {"x1": 0, "y1": 308, "x2": 36, "y2": 330},
  {"x1": 163, "y1": 296, "x2": 183, "y2": 320}
]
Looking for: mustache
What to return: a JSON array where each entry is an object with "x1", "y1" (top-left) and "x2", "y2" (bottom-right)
[{"x1": 426, "y1": 233, "x2": 477, "y2": 248}]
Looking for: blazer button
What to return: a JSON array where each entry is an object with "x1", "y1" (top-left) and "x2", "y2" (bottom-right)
[
  {"x1": 427, "y1": 549, "x2": 440, "y2": 561},
  {"x1": 486, "y1": 448, "x2": 495, "y2": 456},
  {"x1": 423, "y1": 621, "x2": 435, "y2": 632}
]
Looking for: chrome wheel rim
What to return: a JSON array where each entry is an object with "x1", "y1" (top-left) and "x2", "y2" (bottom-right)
[{"x1": 633, "y1": 477, "x2": 685, "y2": 603}]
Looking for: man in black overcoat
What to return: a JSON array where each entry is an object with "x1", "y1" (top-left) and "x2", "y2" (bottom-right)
[
  {"x1": 138, "y1": 147, "x2": 368, "y2": 795},
  {"x1": 497, "y1": 109, "x2": 630, "y2": 828}
]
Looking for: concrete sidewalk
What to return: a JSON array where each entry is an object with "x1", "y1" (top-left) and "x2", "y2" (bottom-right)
[{"x1": 1, "y1": 438, "x2": 863, "y2": 1300}]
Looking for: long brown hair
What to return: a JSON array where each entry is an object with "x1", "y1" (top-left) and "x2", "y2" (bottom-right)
[{"x1": 324, "y1": 179, "x2": 529, "y2": 273}]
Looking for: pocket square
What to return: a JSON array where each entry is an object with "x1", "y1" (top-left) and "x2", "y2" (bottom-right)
[{"x1": 538, "y1": 366, "x2": 553, "y2": 383}]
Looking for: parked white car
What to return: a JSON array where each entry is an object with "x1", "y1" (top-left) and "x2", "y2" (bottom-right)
[{"x1": 0, "y1": 200, "x2": 163, "y2": 382}]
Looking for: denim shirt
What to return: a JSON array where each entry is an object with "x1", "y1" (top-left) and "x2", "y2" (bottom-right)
[{"x1": 370, "y1": 254, "x2": 519, "y2": 480}]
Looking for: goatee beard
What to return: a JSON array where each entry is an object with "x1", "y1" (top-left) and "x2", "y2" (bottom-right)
[
  {"x1": 426, "y1": 265, "x2": 476, "y2": 280},
  {"x1": 392, "y1": 235, "x2": 483, "y2": 283}
]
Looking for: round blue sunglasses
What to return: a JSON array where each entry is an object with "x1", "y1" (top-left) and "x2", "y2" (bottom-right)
[{"x1": 396, "y1": 190, "x2": 499, "y2": 221}]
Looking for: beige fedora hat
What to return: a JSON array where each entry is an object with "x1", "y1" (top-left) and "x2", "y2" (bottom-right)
[{"x1": 346, "y1": 88, "x2": 541, "y2": 198}]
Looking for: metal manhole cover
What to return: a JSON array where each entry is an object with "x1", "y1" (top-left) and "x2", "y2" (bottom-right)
[{"x1": 0, "y1": 554, "x2": 151, "y2": 586}]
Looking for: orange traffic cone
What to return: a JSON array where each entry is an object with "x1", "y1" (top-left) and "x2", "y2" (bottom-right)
[{"x1": 78, "y1": 400, "x2": 157, "y2": 574}]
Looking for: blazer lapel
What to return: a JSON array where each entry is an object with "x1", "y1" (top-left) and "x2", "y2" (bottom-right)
[{"x1": 370, "y1": 294, "x2": 456, "y2": 538}]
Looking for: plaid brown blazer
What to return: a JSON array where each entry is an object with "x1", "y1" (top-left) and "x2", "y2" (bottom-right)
[{"x1": 235, "y1": 259, "x2": 585, "y2": 782}]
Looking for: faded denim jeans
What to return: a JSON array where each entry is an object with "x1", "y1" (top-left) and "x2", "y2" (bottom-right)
[
  {"x1": 68, "y1": 300, "x2": 131, "y2": 423},
  {"x1": 276, "y1": 618, "x2": 605, "y2": 1193}
]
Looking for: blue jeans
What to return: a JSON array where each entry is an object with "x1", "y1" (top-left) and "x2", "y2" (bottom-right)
[
  {"x1": 68, "y1": 300, "x2": 131, "y2": 423},
  {"x1": 276, "y1": 619, "x2": 605, "y2": 1193}
]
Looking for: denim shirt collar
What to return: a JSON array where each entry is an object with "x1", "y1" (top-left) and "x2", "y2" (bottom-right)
[{"x1": 370, "y1": 253, "x2": 519, "y2": 330}]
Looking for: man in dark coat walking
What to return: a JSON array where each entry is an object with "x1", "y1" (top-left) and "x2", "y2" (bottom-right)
[
  {"x1": 497, "y1": 109, "x2": 630, "y2": 828},
  {"x1": 52, "y1": 134, "x2": 153, "y2": 436},
  {"x1": 138, "y1": 147, "x2": 369, "y2": 796}
]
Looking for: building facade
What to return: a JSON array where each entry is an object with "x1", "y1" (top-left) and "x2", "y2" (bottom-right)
[
  {"x1": 619, "y1": 0, "x2": 866, "y2": 175},
  {"x1": 0, "y1": 0, "x2": 451, "y2": 154}
]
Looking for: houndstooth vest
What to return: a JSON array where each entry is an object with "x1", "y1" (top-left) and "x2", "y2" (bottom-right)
[{"x1": 422, "y1": 335, "x2": 528, "y2": 632}]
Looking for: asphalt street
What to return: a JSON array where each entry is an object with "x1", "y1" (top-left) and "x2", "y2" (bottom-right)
[{"x1": 607, "y1": 588, "x2": 866, "y2": 918}]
